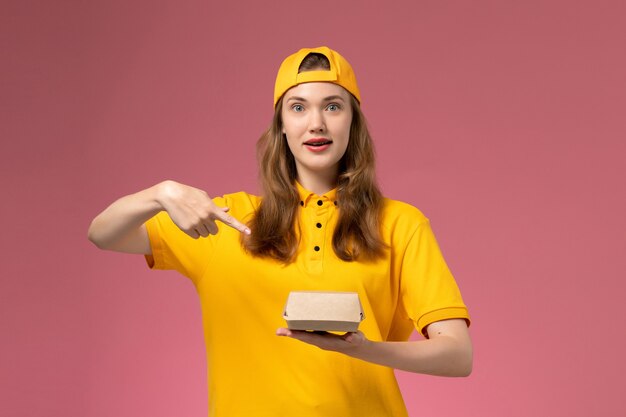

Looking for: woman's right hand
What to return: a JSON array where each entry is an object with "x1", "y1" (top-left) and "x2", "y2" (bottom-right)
[
  {"x1": 157, "y1": 180, "x2": 251, "y2": 239},
  {"x1": 88, "y1": 180, "x2": 250, "y2": 255}
]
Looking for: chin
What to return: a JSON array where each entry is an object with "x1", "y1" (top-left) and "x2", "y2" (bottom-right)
[{"x1": 304, "y1": 161, "x2": 341, "y2": 174}]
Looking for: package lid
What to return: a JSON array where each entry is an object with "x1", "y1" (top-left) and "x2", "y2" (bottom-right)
[{"x1": 283, "y1": 291, "x2": 365, "y2": 332}]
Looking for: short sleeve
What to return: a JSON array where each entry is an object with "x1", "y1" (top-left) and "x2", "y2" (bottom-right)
[
  {"x1": 143, "y1": 196, "x2": 227, "y2": 284},
  {"x1": 399, "y1": 219, "x2": 470, "y2": 337}
]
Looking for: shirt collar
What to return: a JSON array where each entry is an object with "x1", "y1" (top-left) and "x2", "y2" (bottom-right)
[{"x1": 295, "y1": 181, "x2": 338, "y2": 208}]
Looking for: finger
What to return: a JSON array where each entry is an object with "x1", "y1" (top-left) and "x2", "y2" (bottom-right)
[
  {"x1": 185, "y1": 228, "x2": 200, "y2": 239},
  {"x1": 204, "y1": 220, "x2": 219, "y2": 235},
  {"x1": 277, "y1": 329, "x2": 342, "y2": 343},
  {"x1": 195, "y1": 223, "x2": 211, "y2": 238},
  {"x1": 342, "y1": 332, "x2": 357, "y2": 343},
  {"x1": 277, "y1": 329, "x2": 314, "y2": 343},
  {"x1": 276, "y1": 328, "x2": 292, "y2": 336},
  {"x1": 214, "y1": 208, "x2": 251, "y2": 235},
  {"x1": 276, "y1": 328, "x2": 315, "y2": 340}
]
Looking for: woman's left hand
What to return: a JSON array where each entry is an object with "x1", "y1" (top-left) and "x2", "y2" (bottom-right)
[
  {"x1": 276, "y1": 328, "x2": 368, "y2": 353},
  {"x1": 276, "y1": 319, "x2": 473, "y2": 377}
]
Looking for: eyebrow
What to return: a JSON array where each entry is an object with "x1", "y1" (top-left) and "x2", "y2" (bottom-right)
[{"x1": 286, "y1": 95, "x2": 346, "y2": 103}]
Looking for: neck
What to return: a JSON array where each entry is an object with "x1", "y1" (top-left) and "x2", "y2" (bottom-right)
[{"x1": 296, "y1": 167, "x2": 338, "y2": 195}]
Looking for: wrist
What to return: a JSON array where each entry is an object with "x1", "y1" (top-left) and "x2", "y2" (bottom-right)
[{"x1": 153, "y1": 180, "x2": 178, "y2": 211}]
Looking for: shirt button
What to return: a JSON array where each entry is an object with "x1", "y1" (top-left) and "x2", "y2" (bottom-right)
[
  {"x1": 316, "y1": 223, "x2": 322, "y2": 228},
  {"x1": 317, "y1": 200, "x2": 323, "y2": 206},
  {"x1": 314, "y1": 246, "x2": 320, "y2": 251}
]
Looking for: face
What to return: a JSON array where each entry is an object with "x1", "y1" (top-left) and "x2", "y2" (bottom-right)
[{"x1": 281, "y1": 82, "x2": 353, "y2": 183}]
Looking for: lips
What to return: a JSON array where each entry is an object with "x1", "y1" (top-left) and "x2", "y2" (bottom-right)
[
  {"x1": 303, "y1": 137, "x2": 332, "y2": 153},
  {"x1": 304, "y1": 138, "x2": 333, "y2": 146}
]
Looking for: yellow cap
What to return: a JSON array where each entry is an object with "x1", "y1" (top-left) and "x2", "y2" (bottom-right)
[{"x1": 273, "y1": 46, "x2": 361, "y2": 107}]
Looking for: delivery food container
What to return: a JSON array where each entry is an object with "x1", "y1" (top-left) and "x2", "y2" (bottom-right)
[{"x1": 283, "y1": 291, "x2": 365, "y2": 332}]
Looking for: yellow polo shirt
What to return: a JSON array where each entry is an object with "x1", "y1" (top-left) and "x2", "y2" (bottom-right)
[{"x1": 144, "y1": 183, "x2": 470, "y2": 417}]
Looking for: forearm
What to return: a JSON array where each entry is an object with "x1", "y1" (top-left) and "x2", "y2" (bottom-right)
[
  {"x1": 349, "y1": 335, "x2": 473, "y2": 377},
  {"x1": 277, "y1": 319, "x2": 473, "y2": 377},
  {"x1": 87, "y1": 182, "x2": 164, "y2": 251}
]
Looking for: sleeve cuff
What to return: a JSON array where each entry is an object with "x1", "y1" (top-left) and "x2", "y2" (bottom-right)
[
  {"x1": 416, "y1": 307, "x2": 471, "y2": 338},
  {"x1": 143, "y1": 216, "x2": 166, "y2": 270}
]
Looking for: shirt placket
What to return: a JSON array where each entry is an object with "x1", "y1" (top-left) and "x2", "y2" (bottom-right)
[{"x1": 302, "y1": 195, "x2": 334, "y2": 274}]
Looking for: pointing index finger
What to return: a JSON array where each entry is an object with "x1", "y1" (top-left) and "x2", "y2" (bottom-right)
[{"x1": 215, "y1": 207, "x2": 251, "y2": 235}]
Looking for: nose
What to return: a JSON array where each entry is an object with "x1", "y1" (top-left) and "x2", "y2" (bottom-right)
[{"x1": 308, "y1": 109, "x2": 326, "y2": 133}]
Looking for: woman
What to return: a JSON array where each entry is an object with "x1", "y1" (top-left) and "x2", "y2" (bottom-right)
[{"x1": 88, "y1": 46, "x2": 472, "y2": 417}]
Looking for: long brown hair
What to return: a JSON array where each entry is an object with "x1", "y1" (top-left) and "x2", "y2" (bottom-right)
[{"x1": 242, "y1": 53, "x2": 386, "y2": 262}]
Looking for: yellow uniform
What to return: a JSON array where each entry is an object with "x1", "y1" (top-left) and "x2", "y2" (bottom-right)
[{"x1": 145, "y1": 183, "x2": 470, "y2": 417}]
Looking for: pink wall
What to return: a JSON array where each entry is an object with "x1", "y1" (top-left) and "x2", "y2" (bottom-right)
[{"x1": 2, "y1": 1, "x2": 625, "y2": 416}]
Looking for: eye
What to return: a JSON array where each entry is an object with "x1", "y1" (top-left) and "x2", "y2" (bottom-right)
[
  {"x1": 326, "y1": 103, "x2": 341, "y2": 111},
  {"x1": 291, "y1": 104, "x2": 304, "y2": 112}
]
